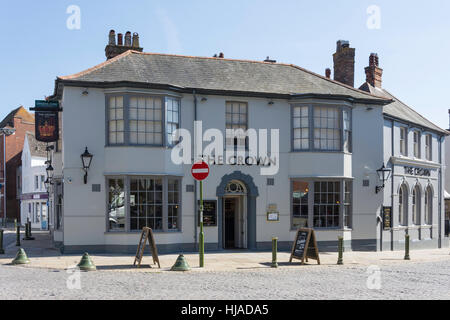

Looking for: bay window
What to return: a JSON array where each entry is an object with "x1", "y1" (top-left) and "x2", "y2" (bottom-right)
[
  {"x1": 291, "y1": 179, "x2": 352, "y2": 230},
  {"x1": 107, "y1": 176, "x2": 181, "y2": 232},
  {"x1": 292, "y1": 104, "x2": 351, "y2": 152},
  {"x1": 107, "y1": 94, "x2": 180, "y2": 147}
]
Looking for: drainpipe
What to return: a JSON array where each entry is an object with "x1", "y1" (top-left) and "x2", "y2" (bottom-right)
[
  {"x1": 438, "y1": 136, "x2": 443, "y2": 248},
  {"x1": 390, "y1": 119, "x2": 395, "y2": 251},
  {"x1": 193, "y1": 90, "x2": 198, "y2": 251}
]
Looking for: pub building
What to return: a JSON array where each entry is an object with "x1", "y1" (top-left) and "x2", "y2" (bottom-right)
[{"x1": 43, "y1": 32, "x2": 448, "y2": 253}]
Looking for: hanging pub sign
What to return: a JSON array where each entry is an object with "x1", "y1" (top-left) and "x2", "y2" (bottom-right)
[
  {"x1": 382, "y1": 206, "x2": 393, "y2": 230},
  {"x1": 34, "y1": 100, "x2": 60, "y2": 142}
]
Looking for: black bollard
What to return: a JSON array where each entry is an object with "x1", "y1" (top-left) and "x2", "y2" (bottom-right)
[
  {"x1": 0, "y1": 229, "x2": 4, "y2": 254},
  {"x1": 15, "y1": 225, "x2": 20, "y2": 246}
]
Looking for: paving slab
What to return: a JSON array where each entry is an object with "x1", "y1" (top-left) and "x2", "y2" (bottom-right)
[{"x1": 1, "y1": 230, "x2": 449, "y2": 273}]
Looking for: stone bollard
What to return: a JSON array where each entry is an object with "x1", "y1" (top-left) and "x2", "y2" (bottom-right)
[
  {"x1": 337, "y1": 236, "x2": 344, "y2": 265},
  {"x1": 271, "y1": 237, "x2": 278, "y2": 268},
  {"x1": 15, "y1": 225, "x2": 20, "y2": 247},
  {"x1": 0, "y1": 229, "x2": 4, "y2": 254},
  {"x1": 404, "y1": 234, "x2": 410, "y2": 260}
]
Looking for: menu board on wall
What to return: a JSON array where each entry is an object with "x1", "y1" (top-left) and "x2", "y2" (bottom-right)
[
  {"x1": 382, "y1": 206, "x2": 392, "y2": 230},
  {"x1": 198, "y1": 200, "x2": 217, "y2": 227}
]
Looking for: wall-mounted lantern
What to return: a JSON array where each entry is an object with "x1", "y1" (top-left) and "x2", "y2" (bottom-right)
[
  {"x1": 375, "y1": 163, "x2": 391, "y2": 194},
  {"x1": 81, "y1": 147, "x2": 93, "y2": 184},
  {"x1": 44, "y1": 177, "x2": 53, "y2": 191},
  {"x1": 46, "y1": 164, "x2": 54, "y2": 180}
]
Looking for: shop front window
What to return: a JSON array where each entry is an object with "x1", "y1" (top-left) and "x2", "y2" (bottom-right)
[
  {"x1": 291, "y1": 180, "x2": 351, "y2": 230},
  {"x1": 292, "y1": 181, "x2": 309, "y2": 228},
  {"x1": 107, "y1": 176, "x2": 181, "y2": 232},
  {"x1": 314, "y1": 181, "x2": 340, "y2": 228},
  {"x1": 130, "y1": 178, "x2": 163, "y2": 231},
  {"x1": 108, "y1": 178, "x2": 125, "y2": 231}
]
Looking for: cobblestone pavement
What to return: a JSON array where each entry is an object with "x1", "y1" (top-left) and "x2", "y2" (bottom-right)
[{"x1": 0, "y1": 259, "x2": 449, "y2": 300}]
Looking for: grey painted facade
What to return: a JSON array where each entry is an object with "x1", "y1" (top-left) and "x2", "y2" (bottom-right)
[{"x1": 45, "y1": 50, "x2": 448, "y2": 254}]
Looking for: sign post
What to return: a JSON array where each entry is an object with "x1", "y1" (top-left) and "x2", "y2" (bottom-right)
[{"x1": 191, "y1": 161, "x2": 210, "y2": 268}]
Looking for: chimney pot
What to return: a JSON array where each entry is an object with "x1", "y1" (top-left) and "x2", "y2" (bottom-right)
[
  {"x1": 117, "y1": 33, "x2": 123, "y2": 46},
  {"x1": 333, "y1": 40, "x2": 355, "y2": 87},
  {"x1": 132, "y1": 32, "x2": 140, "y2": 48},
  {"x1": 219, "y1": 52, "x2": 224, "y2": 58},
  {"x1": 108, "y1": 30, "x2": 116, "y2": 45},
  {"x1": 125, "y1": 31, "x2": 132, "y2": 47},
  {"x1": 325, "y1": 68, "x2": 331, "y2": 79}
]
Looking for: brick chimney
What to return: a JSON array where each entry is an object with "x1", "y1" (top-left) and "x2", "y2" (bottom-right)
[
  {"x1": 365, "y1": 53, "x2": 383, "y2": 88},
  {"x1": 333, "y1": 40, "x2": 355, "y2": 87},
  {"x1": 105, "y1": 30, "x2": 143, "y2": 60}
]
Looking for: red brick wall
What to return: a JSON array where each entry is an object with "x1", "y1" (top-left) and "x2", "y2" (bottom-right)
[{"x1": 0, "y1": 115, "x2": 34, "y2": 221}]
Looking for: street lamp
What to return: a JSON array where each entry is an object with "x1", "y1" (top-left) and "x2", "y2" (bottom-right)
[
  {"x1": 81, "y1": 147, "x2": 93, "y2": 184},
  {"x1": 46, "y1": 164, "x2": 54, "y2": 180},
  {"x1": 376, "y1": 163, "x2": 392, "y2": 194},
  {"x1": 0, "y1": 127, "x2": 16, "y2": 226},
  {"x1": 44, "y1": 177, "x2": 53, "y2": 191}
]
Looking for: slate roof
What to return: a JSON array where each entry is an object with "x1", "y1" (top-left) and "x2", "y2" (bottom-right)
[
  {"x1": 58, "y1": 50, "x2": 388, "y2": 103},
  {"x1": 56, "y1": 50, "x2": 446, "y2": 134},
  {"x1": 26, "y1": 132, "x2": 47, "y2": 158},
  {"x1": 359, "y1": 82, "x2": 447, "y2": 134}
]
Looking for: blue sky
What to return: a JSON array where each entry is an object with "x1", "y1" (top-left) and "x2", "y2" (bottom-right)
[{"x1": 1, "y1": 0, "x2": 449, "y2": 129}]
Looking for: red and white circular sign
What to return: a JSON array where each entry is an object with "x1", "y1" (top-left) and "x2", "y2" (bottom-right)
[{"x1": 191, "y1": 161, "x2": 210, "y2": 181}]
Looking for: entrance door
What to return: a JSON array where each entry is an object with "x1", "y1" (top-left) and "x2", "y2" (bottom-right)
[{"x1": 223, "y1": 196, "x2": 247, "y2": 249}]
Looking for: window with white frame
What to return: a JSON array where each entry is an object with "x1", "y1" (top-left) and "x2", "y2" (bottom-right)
[
  {"x1": 129, "y1": 97, "x2": 163, "y2": 145},
  {"x1": 226, "y1": 101, "x2": 248, "y2": 147},
  {"x1": 107, "y1": 176, "x2": 181, "y2": 232},
  {"x1": 107, "y1": 94, "x2": 180, "y2": 147},
  {"x1": 413, "y1": 131, "x2": 420, "y2": 158},
  {"x1": 293, "y1": 106, "x2": 309, "y2": 150},
  {"x1": 412, "y1": 185, "x2": 421, "y2": 225},
  {"x1": 313, "y1": 181, "x2": 340, "y2": 228},
  {"x1": 34, "y1": 176, "x2": 39, "y2": 191},
  {"x1": 166, "y1": 98, "x2": 180, "y2": 146},
  {"x1": 292, "y1": 181, "x2": 309, "y2": 228},
  {"x1": 344, "y1": 181, "x2": 352, "y2": 228},
  {"x1": 399, "y1": 184, "x2": 408, "y2": 226},
  {"x1": 425, "y1": 134, "x2": 432, "y2": 161},
  {"x1": 400, "y1": 127, "x2": 407, "y2": 156},
  {"x1": 108, "y1": 96, "x2": 124, "y2": 144},
  {"x1": 313, "y1": 106, "x2": 341, "y2": 151},
  {"x1": 343, "y1": 109, "x2": 352, "y2": 153},
  {"x1": 424, "y1": 186, "x2": 433, "y2": 225}
]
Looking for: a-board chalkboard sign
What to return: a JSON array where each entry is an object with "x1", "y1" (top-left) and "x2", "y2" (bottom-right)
[
  {"x1": 134, "y1": 227, "x2": 160, "y2": 268},
  {"x1": 198, "y1": 200, "x2": 217, "y2": 226},
  {"x1": 289, "y1": 228, "x2": 320, "y2": 265}
]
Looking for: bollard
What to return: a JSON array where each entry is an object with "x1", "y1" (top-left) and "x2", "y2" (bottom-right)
[
  {"x1": 404, "y1": 234, "x2": 410, "y2": 260},
  {"x1": 28, "y1": 221, "x2": 33, "y2": 238},
  {"x1": 15, "y1": 225, "x2": 20, "y2": 247},
  {"x1": 0, "y1": 229, "x2": 4, "y2": 254},
  {"x1": 337, "y1": 236, "x2": 344, "y2": 265},
  {"x1": 271, "y1": 237, "x2": 278, "y2": 268}
]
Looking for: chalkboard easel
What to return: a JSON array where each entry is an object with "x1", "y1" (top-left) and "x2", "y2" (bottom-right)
[
  {"x1": 134, "y1": 227, "x2": 160, "y2": 268},
  {"x1": 289, "y1": 228, "x2": 320, "y2": 265}
]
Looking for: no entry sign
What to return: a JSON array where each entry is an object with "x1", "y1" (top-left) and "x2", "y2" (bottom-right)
[{"x1": 191, "y1": 161, "x2": 210, "y2": 181}]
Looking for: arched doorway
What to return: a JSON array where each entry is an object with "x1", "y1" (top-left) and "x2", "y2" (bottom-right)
[{"x1": 216, "y1": 171, "x2": 258, "y2": 250}]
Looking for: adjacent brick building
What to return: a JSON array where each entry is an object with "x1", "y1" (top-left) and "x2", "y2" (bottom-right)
[{"x1": 0, "y1": 106, "x2": 35, "y2": 222}]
